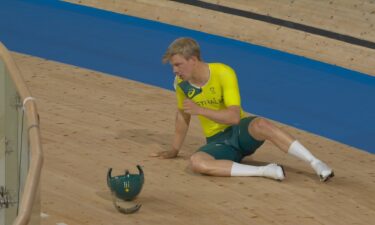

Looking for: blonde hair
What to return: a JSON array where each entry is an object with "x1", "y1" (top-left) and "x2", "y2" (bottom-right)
[{"x1": 162, "y1": 37, "x2": 201, "y2": 64}]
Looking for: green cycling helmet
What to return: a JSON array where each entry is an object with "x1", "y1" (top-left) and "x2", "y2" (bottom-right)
[{"x1": 107, "y1": 165, "x2": 144, "y2": 213}]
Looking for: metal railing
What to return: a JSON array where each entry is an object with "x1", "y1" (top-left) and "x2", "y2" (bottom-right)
[{"x1": 0, "y1": 42, "x2": 43, "y2": 225}]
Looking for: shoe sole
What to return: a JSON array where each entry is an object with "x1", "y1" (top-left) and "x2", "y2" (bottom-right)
[
  {"x1": 276, "y1": 165, "x2": 286, "y2": 181},
  {"x1": 320, "y1": 171, "x2": 334, "y2": 182}
]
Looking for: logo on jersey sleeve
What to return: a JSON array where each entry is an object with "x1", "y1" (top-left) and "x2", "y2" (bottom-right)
[
  {"x1": 178, "y1": 81, "x2": 202, "y2": 99},
  {"x1": 187, "y1": 88, "x2": 196, "y2": 98}
]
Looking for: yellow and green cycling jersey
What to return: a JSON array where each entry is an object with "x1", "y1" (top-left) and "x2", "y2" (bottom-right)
[{"x1": 175, "y1": 63, "x2": 246, "y2": 138}]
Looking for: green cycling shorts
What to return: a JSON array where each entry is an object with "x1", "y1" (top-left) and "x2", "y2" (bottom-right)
[{"x1": 198, "y1": 116, "x2": 264, "y2": 162}]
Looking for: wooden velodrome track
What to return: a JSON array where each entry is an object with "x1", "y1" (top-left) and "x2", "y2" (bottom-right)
[{"x1": 11, "y1": 0, "x2": 375, "y2": 224}]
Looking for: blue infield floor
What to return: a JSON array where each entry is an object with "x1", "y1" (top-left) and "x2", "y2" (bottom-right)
[{"x1": 1, "y1": 0, "x2": 374, "y2": 153}]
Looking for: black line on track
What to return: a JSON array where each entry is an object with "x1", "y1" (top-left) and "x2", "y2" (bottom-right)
[{"x1": 170, "y1": 0, "x2": 375, "y2": 49}]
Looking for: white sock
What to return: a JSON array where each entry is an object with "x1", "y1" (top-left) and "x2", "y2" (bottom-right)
[
  {"x1": 230, "y1": 162, "x2": 263, "y2": 177},
  {"x1": 288, "y1": 140, "x2": 318, "y2": 164}
]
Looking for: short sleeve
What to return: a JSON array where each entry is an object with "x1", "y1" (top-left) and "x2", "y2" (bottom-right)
[
  {"x1": 220, "y1": 65, "x2": 241, "y2": 107},
  {"x1": 174, "y1": 76, "x2": 185, "y2": 109}
]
